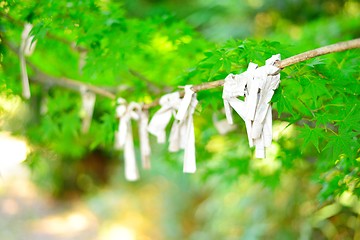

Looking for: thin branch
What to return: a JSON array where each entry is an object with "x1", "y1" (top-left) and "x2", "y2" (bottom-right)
[
  {"x1": 143, "y1": 80, "x2": 225, "y2": 109},
  {"x1": 275, "y1": 38, "x2": 360, "y2": 68},
  {"x1": 143, "y1": 38, "x2": 360, "y2": 110},
  {"x1": 4, "y1": 40, "x2": 116, "y2": 99},
  {"x1": 33, "y1": 71, "x2": 116, "y2": 99},
  {"x1": 3, "y1": 17, "x2": 359, "y2": 108}
]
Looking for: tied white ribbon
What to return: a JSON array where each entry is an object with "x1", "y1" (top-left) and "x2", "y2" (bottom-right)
[
  {"x1": 170, "y1": 85, "x2": 198, "y2": 173},
  {"x1": 115, "y1": 99, "x2": 141, "y2": 181},
  {"x1": 148, "y1": 92, "x2": 181, "y2": 143},
  {"x1": 80, "y1": 87, "x2": 96, "y2": 133},
  {"x1": 222, "y1": 54, "x2": 281, "y2": 158},
  {"x1": 19, "y1": 23, "x2": 37, "y2": 99}
]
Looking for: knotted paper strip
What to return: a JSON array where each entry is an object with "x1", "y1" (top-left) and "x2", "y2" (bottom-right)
[
  {"x1": 248, "y1": 54, "x2": 280, "y2": 158},
  {"x1": 170, "y1": 85, "x2": 198, "y2": 173},
  {"x1": 148, "y1": 92, "x2": 181, "y2": 143},
  {"x1": 20, "y1": 23, "x2": 37, "y2": 99},
  {"x1": 222, "y1": 63, "x2": 258, "y2": 124},
  {"x1": 222, "y1": 63, "x2": 257, "y2": 146},
  {"x1": 80, "y1": 87, "x2": 96, "y2": 133},
  {"x1": 222, "y1": 55, "x2": 281, "y2": 158},
  {"x1": 115, "y1": 99, "x2": 141, "y2": 181}
]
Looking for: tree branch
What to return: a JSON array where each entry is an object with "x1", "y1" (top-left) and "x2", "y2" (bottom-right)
[
  {"x1": 143, "y1": 38, "x2": 360, "y2": 110},
  {"x1": 33, "y1": 71, "x2": 117, "y2": 99},
  {"x1": 3, "y1": 18, "x2": 359, "y2": 109},
  {"x1": 4, "y1": 40, "x2": 117, "y2": 99},
  {"x1": 275, "y1": 38, "x2": 360, "y2": 69}
]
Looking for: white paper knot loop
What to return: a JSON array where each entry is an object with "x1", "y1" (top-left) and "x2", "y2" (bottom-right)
[
  {"x1": 147, "y1": 92, "x2": 181, "y2": 143},
  {"x1": 20, "y1": 23, "x2": 37, "y2": 99},
  {"x1": 115, "y1": 99, "x2": 141, "y2": 181},
  {"x1": 222, "y1": 54, "x2": 281, "y2": 159},
  {"x1": 169, "y1": 85, "x2": 198, "y2": 173},
  {"x1": 222, "y1": 63, "x2": 258, "y2": 124}
]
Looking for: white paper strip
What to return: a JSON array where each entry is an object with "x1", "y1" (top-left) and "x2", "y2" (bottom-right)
[
  {"x1": 168, "y1": 120, "x2": 181, "y2": 152},
  {"x1": 249, "y1": 54, "x2": 281, "y2": 158},
  {"x1": 168, "y1": 85, "x2": 198, "y2": 173},
  {"x1": 222, "y1": 55, "x2": 280, "y2": 159},
  {"x1": 80, "y1": 87, "x2": 96, "y2": 133},
  {"x1": 148, "y1": 92, "x2": 181, "y2": 143},
  {"x1": 222, "y1": 63, "x2": 258, "y2": 125},
  {"x1": 175, "y1": 86, "x2": 193, "y2": 121},
  {"x1": 79, "y1": 51, "x2": 87, "y2": 75},
  {"x1": 40, "y1": 86, "x2": 50, "y2": 115},
  {"x1": 115, "y1": 100, "x2": 141, "y2": 181},
  {"x1": 222, "y1": 63, "x2": 257, "y2": 147},
  {"x1": 138, "y1": 109, "x2": 151, "y2": 169},
  {"x1": 22, "y1": 23, "x2": 37, "y2": 56},
  {"x1": 183, "y1": 93, "x2": 198, "y2": 173},
  {"x1": 19, "y1": 23, "x2": 37, "y2": 99}
]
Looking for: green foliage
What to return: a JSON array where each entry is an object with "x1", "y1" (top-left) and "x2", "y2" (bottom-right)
[{"x1": 0, "y1": 0, "x2": 360, "y2": 238}]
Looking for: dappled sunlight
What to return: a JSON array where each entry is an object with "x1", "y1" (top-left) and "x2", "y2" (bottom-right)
[
  {"x1": 30, "y1": 210, "x2": 98, "y2": 236},
  {"x1": 0, "y1": 132, "x2": 30, "y2": 177},
  {"x1": 339, "y1": 191, "x2": 360, "y2": 213},
  {"x1": 344, "y1": 1, "x2": 360, "y2": 16},
  {"x1": 205, "y1": 135, "x2": 228, "y2": 153},
  {"x1": 100, "y1": 224, "x2": 136, "y2": 240},
  {"x1": 251, "y1": 143, "x2": 281, "y2": 174},
  {"x1": 249, "y1": 122, "x2": 296, "y2": 174},
  {"x1": 0, "y1": 94, "x2": 29, "y2": 131},
  {"x1": 312, "y1": 203, "x2": 342, "y2": 224},
  {"x1": 150, "y1": 34, "x2": 177, "y2": 53},
  {"x1": 272, "y1": 121, "x2": 296, "y2": 141}
]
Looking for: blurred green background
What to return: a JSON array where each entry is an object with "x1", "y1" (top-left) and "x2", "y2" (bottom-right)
[{"x1": 0, "y1": 0, "x2": 359, "y2": 239}]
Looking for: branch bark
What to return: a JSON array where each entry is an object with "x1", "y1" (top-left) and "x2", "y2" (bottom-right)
[
  {"x1": 275, "y1": 38, "x2": 360, "y2": 68},
  {"x1": 3, "y1": 21, "x2": 359, "y2": 108},
  {"x1": 143, "y1": 38, "x2": 360, "y2": 109},
  {"x1": 4, "y1": 40, "x2": 117, "y2": 99},
  {"x1": 33, "y1": 71, "x2": 117, "y2": 99}
]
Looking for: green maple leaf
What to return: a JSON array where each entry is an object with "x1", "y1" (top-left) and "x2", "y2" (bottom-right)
[
  {"x1": 298, "y1": 124, "x2": 324, "y2": 152},
  {"x1": 324, "y1": 131, "x2": 359, "y2": 160}
]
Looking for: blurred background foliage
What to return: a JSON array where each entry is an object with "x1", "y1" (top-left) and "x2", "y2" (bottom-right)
[{"x1": 0, "y1": 0, "x2": 359, "y2": 239}]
